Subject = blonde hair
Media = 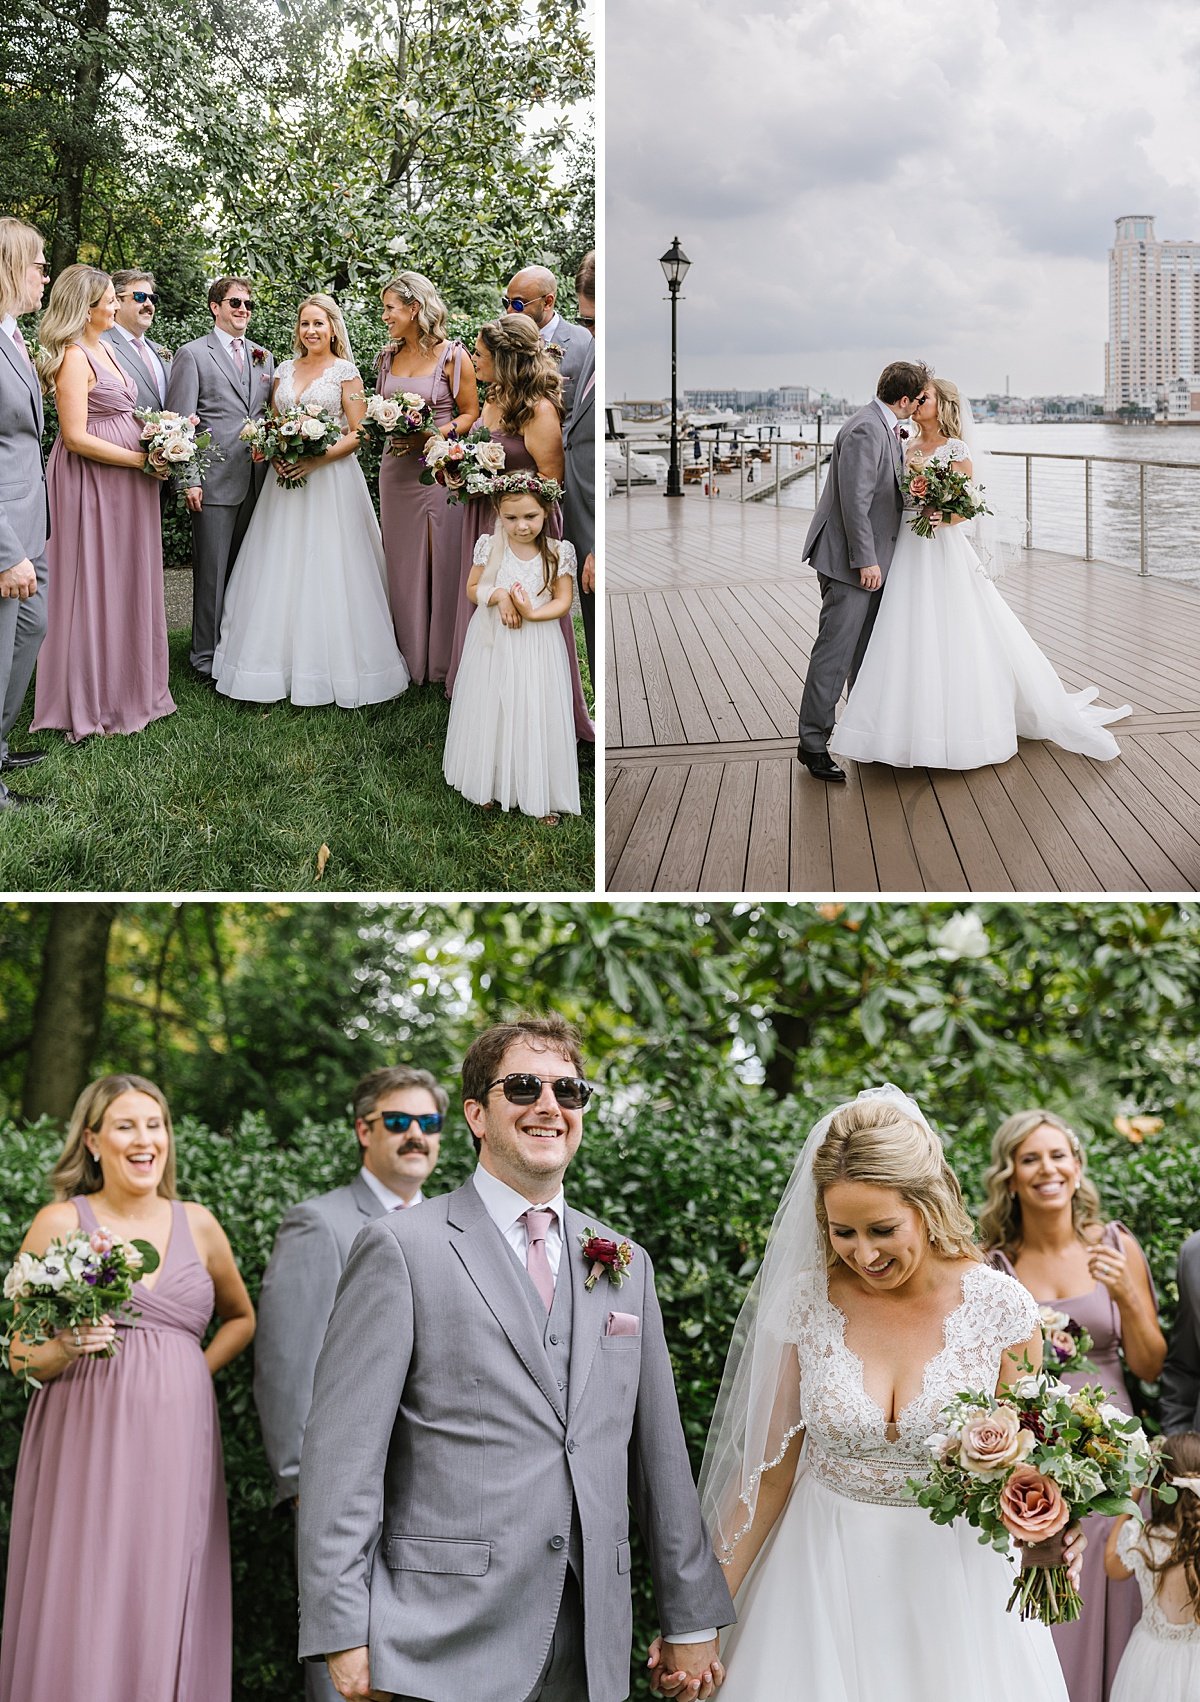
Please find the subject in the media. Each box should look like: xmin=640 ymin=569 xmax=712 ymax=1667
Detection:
xmin=1143 ymin=1432 xmax=1200 ymax=1621
xmin=978 ymin=1109 xmax=1104 ymax=1252
xmin=0 ymin=217 xmax=43 ymax=318
xmin=293 ymin=293 xmax=354 ymax=364
xmin=381 ymin=271 xmax=448 ymax=350
xmin=35 ymin=264 xmax=110 ymax=389
xmin=812 ymin=1099 xmax=980 ymax=1268
xmin=478 ymin=313 xmax=563 ymax=433
xmin=48 ymin=1073 xmax=178 ymax=1201
xmin=931 ymin=376 xmax=964 ymax=441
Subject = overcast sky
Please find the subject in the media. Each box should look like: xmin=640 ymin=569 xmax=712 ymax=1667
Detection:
xmin=607 ymin=0 xmax=1200 ymax=403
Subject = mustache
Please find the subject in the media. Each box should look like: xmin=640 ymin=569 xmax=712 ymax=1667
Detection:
xmin=395 ymin=1138 xmax=430 ymax=1155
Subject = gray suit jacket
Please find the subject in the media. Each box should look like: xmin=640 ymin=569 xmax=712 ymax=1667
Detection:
xmin=1161 ymin=1229 xmax=1200 ymax=1434
xmin=562 ymin=340 xmax=595 ymax=558
xmin=254 ymin=1173 xmax=389 ymax=1504
xmin=164 ymin=331 xmax=274 ymax=504
xmin=0 ymin=329 xmax=47 ymax=570
xmin=298 ymin=1179 xmax=733 ymax=1702
xmin=101 ymin=327 xmax=171 ymax=414
xmin=545 ymin=315 xmax=591 ymax=418
xmin=802 ymin=401 xmax=904 ymax=586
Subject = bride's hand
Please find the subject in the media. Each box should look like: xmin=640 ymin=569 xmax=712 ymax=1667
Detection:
xmin=1021 ymin=1522 xmax=1086 ymax=1589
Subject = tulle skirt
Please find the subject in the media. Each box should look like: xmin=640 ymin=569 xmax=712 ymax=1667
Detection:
xmin=1110 ymin=1623 xmax=1200 ymax=1702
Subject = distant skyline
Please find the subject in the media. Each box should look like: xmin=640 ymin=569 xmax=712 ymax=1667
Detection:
xmin=608 ymin=0 xmax=1200 ymax=403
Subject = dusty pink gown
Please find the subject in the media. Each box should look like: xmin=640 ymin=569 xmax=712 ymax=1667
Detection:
xmin=31 ymin=344 xmax=175 ymax=739
xmin=445 ymin=425 xmax=593 ymax=742
xmin=377 ymin=342 xmax=468 ymax=685
xmin=0 ymin=1196 xmax=232 ymax=1702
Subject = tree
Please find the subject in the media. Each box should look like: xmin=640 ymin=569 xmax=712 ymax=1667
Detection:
xmin=21 ymin=903 xmax=118 ymax=1122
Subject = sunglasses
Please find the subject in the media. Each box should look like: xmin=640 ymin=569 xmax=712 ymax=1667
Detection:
xmin=224 ymin=296 xmax=254 ymax=310
xmin=501 ymin=294 xmax=543 ymax=313
xmin=33 ymin=262 xmax=51 ymax=277
xmin=484 ymin=1073 xmax=593 ymax=1108
xmin=372 ymin=1110 xmax=444 ymax=1134
xmin=124 ymin=289 xmax=158 ymax=305
xmin=578 ymin=315 xmax=595 ymax=329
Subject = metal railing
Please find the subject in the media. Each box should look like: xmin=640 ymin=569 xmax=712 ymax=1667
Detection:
xmin=614 ymin=430 xmax=833 ymax=506
xmin=990 ymin=450 xmax=1200 ymax=577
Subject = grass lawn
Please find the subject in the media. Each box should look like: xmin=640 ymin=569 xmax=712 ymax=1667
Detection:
xmin=0 ymin=630 xmax=595 ymax=893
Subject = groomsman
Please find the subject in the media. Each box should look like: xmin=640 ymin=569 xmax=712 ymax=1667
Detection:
xmin=504 ymin=263 xmax=592 ymax=416
xmin=0 ymin=217 xmax=50 ymax=809
xmin=1161 ymin=1229 xmax=1200 ymax=1434
xmin=254 ymin=1065 xmax=446 ymax=1702
xmin=165 ymin=277 xmax=274 ymax=684
xmin=102 ymin=270 xmax=171 ymax=410
xmin=562 ymin=250 xmax=596 ymax=683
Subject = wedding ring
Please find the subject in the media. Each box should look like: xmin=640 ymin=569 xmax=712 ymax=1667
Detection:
xmin=72 ymin=1329 xmax=81 ymax=1347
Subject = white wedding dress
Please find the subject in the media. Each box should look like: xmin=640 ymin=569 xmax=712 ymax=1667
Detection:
xmin=214 ymin=358 xmax=410 ymax=706
xmin=720 ymin=1262 xmax=1068 ymax=1701
xmin=828 ymin=438 xmax=1130 ymax=769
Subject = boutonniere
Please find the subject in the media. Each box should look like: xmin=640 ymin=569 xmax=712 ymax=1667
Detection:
xmin=545 ymin=341 xmax=565 ymax=364
xmin=251 ymin=346 xmax=269 ymax=367
xmin=154 ymin=342 xmax=172 ymax=360
xmin=579 ymin=1228 xmax=633 ymax=1291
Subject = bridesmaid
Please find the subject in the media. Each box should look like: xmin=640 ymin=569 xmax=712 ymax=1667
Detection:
xmin=445 ymin=313 xmax=593 ymax=744
xmin=0 ymin=1072 xmax=255 ymax=1702
xmin=376 ymin=271 xmax=478 ymax=684
xmin=32 ymin=265 xmax=175 ymax=740
xmin=981 ymin=1109 xmax=1166 ymax=1702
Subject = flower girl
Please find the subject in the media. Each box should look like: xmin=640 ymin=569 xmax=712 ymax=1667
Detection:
xmin=1107 ymin=1431 xmax=1200 ymax=1702
xmin=442 ymin=472 xmax=579 ymax=823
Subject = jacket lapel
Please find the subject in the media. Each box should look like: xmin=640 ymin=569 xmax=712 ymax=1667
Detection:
xmin=0 ymin=328 xmax=42 ymax=427
xmin=206 ymin=331 xmax=250 ymax=409
xmin=564 ymin=1203 xmax=614 ymax=1425
xmin=349 ymin=1172 xmax=388 ymax=1224
xmin=447 ymin=1182 xmax=566 ymax=1425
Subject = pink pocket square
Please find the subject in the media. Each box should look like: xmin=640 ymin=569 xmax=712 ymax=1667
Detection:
xmin=606 ymin=1311 xmax=639 ymax=1337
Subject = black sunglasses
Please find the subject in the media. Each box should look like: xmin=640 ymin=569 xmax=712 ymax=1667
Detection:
xmin=224 ymin=296 xmax=254 ymax=310
xmin=577 ymin=315 xmax=595 ymax=329
xmin=124 ymin=289 xmax=158 ymax=305
xmin=373 ymin=1110 xmax=444 ymax=1134
xmin=484 ymin=1073 xmax=593 ymax=1108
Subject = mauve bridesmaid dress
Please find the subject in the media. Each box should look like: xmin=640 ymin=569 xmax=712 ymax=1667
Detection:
xmin=32 ymin=344 xmax=175 ymax=740
xmin=377 ymin=341 xmax=468 ymax=685
xmin=0 ymin=1196 xmax=232 ymax=1702
xmin=989 ymin=1225 xmax=1150 ymax=1702
xmin=445 ymin=425 xmax=594 ymax=742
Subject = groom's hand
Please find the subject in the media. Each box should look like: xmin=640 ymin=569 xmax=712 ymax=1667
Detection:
xmin=326 ymin=1645 xmax=389 ymax=1700
xmin=858 ymin=564 xmax=882 ymax=590
xmin=648 ymin=1635 xmax=724 ymax=1699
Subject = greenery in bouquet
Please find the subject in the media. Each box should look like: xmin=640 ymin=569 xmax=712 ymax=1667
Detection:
xmin=135 ymin=408 xmax=222 ymax=487
xmin=2 ymin=1228 xmax=161 ymax=1391
xmin=1038 ymin=1306 xmax=1095 ymax=1377
xmin=353 ymin=389 xmax=435 ymax=456
xmin=904 ymin=461 xmax=993 ymax=539
xmin=910 ymin=1368 xmax=1159 ymax=1624
xmin=419 ymin=422 xmax=506 ymax=504
xmin=240 ymin=402 xmax=341 ymax=490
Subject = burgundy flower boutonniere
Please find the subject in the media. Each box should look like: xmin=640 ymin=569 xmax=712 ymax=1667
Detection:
xmin=251 ymin=346 xmax=269 ymax=367
xmin=579 ymin=1228 xmax=633 ymax=1291
xmin=545 ymin=341 xmax=565 ymax=364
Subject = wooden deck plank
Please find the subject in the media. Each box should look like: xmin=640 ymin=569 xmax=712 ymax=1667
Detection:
xmin=789 ymin=762 xmax=834 ymax=890
xmin=699 ymin=762 xmax=758 ymax=891
xmin=655 ymin=764 xmax=723 ymax=891
xmin=609 ymin=764 xmax=688 ymax=891
xmin=745 ymin=759 xmax=792 ymax=891
xmin=642 ymin=590 xmax=718 ymax=743
xmin=960 ymin=766 xmax=1057 ymax=890
xmin=857 ymin=765 xmax=924 ymax=891
xmin=891 ymin=769 xmax=968 ymax=891
xmin=828 ymin=765 xmax=880 ymax=890
xmin=927 ymin=772 xmax=1015 ymax=892
xmin=608 ymin=592 xmax=652 ymax=748
xmin=629 ymin=591 xmax=686 ymax=745
xmin=604 ymin=766 xmax=653 ymax=874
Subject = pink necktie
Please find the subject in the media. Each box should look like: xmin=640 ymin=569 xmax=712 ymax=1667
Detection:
xmin=128 ymin=336 xmax=153 ymax=375
xmin=231 ymin=338 xmax=245 ymax=375
xmin=580 ymin=371 xmax=595 ymax=403
xmin=10 ymin=325 xmax=31 ymax=369
xmin=523 ymin=1209 xmax=556 ymax=1312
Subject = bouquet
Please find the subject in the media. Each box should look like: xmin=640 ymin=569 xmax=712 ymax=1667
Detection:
xmin=904 ymin=459 xmax=992 ymax=539
xmin=911 ymin=1369 xmax=1156 ymax=1624
xmin=240 ymin=402 xmax=341 ymax=490
xmin=354 ymin=390 xmax=434 ymax=456
xmin=419 ymin=423 xmax=506 ymax=504
xmin=135 ymin=408 xmax=220 ymax=486
xmin=2 ymin=1228 xmax=162 ymax=1391
xmin=1038 ymin=1306 xmax=1095 ymax=1377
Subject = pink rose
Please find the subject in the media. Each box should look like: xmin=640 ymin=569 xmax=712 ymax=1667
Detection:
xmin=89 ymin=1228 xmax=114 ymax=1255
xmin=998 ymin=1465 xmax=1070 ymax=1545
xmin=958 ymin=1406 xmax=1035 ymax=1478
xmin=1049 ymin=1329 xmax=1076 ymax=1362
xmin=909 ymin=473 xmax=929 ymax=499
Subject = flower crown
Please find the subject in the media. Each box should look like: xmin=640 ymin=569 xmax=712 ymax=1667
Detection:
xmin=492 ymin=470 xmax=563 ymax=504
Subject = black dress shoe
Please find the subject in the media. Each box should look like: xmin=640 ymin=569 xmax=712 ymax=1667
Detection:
xmin=189 ymin=665 xmax=217 ymax=688
xmin=0 ymin=788 xmax=45 ymax=810
xmin=797 ymin=746 xmax=846 ymax=782
xmin=1 ymin=748 xmax=46 ymax=771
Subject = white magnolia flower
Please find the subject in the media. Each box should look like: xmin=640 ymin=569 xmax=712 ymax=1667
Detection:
xmin=299 ymin=417 xmax=327 ymax=441
xmin=933 ymin=911 xmax=989 ymax=961
xmin=474 ymin=440 xmax=506 ymax=473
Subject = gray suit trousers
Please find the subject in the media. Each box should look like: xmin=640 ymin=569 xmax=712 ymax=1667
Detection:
xmin=391 ymin=1572 xmax=586 ymax=1702
xmin=0 ymin=550 xmax=47 ymax=784
xmin=797 ymin=573 xmax=882 ymax=754
xmin=190 ymin=490 xmax=257 ymax=673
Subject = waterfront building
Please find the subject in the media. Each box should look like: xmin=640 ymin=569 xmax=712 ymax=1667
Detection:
xmin=1106 ymin=214 xmax=1200 ymax=412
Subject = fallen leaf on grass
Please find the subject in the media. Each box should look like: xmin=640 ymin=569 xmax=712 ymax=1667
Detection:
xmin=316 ymin=843 xmax=331 ymax=879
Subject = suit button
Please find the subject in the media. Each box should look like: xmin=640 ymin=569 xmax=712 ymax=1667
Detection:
xmin=557 ymin=1379 xmax=566 ymax=1392
xmin=549 ymin=1332 xmax=560 ymax=1345
xmin=567 ymin=1439 xmax=577 ymax=1454
xmin=550 ymin=1534 xmax=567 ymax=1551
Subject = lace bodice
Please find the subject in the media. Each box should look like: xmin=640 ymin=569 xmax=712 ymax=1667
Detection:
xmin=906 ymin=436 xmax=971 ymax=470
xmin=784 ymin=1263 xmax=1039 ymax=1505
xmin=275 ymin=358 xmax=357 ymax=427
xmin=472 ymin=533 xmax=577 ymax=608
xmin=1117 ymin=1521 xmax=1200 ymax=1641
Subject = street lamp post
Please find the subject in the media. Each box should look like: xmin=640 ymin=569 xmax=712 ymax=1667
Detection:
xmin=659 ymin=237 xmax=690 ymax=497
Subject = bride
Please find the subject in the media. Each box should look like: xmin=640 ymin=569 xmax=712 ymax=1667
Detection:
xmin=828 ymin=380 xmax=1130 ymax=769
xmin=654 ymin=1088 xmax=1077 ymax=1701
xmin=214 ymin=294 xmax=410 ymax=707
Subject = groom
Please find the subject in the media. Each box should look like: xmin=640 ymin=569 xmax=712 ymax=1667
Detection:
xmin=796 ymin=359 xmax=930 ymax=780
xmin=298 ymin=1015 xmax=734 ymax=1702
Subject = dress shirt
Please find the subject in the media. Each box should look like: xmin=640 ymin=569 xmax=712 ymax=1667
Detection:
xmin=539 ymin=310 xmax=565 ymax=346
xmin=472 ymin=1165 xmax=564 ymax=1274
xmin=470 ymin=1166 xmax=714 ymax=1647
xmin=1 ymin=313 xmax=18 ymax=344
xmin=359 ymin=1166 xmax=423 ymax=1211
xmin=874 ymin=395 xmax=905 ymax=438
xmin=112 ymin=321 xmax=166 ymax=401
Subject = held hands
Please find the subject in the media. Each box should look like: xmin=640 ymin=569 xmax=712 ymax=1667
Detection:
xmin=184 ymin=486 xmax=204 ymax=513
xmin=0 ymin=559 xmax=38 ymax=600
xmin=496 ymin=589 xmax=522 ymax=629
xmin=273 ymin=459 xmax=308 ymax=484
xmin=647 ymin=1635 xmax=725 ymax=1700
xmin=858 ymin=565 xmax=882 ymax=591
xmin=326 ymin=1646 xmax=388 ymax=1701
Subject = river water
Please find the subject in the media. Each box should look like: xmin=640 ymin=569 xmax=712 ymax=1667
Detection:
xmin=775 ymin=420 xmax=1200 ymax=587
